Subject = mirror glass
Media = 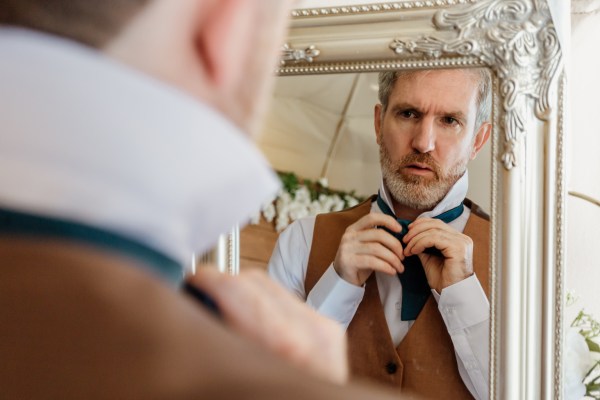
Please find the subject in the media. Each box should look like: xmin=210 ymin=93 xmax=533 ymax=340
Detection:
xmin=257 ymin=72 xmax=491 ymax=211
xmin=241 ymin=69 xmax=493 ymax=271
xmin=239 ymin=67 xmax=494 ymax=398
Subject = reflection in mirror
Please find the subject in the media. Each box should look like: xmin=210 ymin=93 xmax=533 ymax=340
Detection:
xmin=241 ymin=71 xmax=492 ymax=271
xmin=257 ymin=72 xmax=491 ymax=212
xmin=241 ymin=68 xmax=493 ymax=399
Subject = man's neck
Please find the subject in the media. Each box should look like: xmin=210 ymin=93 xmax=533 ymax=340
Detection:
xmin=391 ymin=200 xmax=431 ymax=221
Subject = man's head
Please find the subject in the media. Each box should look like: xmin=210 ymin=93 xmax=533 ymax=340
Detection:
xmin=0 ymin=0 xmax=292 ymax=137
xmin=0 ymin=1 xmax=149 ymax=48
xmin=374 ymin=68 xmax=492 ymax=211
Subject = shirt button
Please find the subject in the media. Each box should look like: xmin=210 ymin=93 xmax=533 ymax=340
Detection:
xmin=385 ymin=362 xmax=398 ymax=374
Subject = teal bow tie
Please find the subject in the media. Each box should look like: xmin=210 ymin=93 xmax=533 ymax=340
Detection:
xmin=376 ymin=194 xmax=464 ymax=321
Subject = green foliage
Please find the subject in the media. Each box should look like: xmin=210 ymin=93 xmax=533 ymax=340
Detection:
xmin=585 ymin=363 xmax=600 ymax=399
xmin=588 ymin=338 xmax=600 ymax=354
xmin=276 ymin=171 xmax=366 ymax=206
xmin=278 ymin=171 xmax=300 ymax=194
xmin=572 ymin=308 xmax=600 ymax=399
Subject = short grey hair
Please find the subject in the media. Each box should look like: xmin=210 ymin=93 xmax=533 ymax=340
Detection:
xmin=377 ymin=68 xmax=492 ymax=129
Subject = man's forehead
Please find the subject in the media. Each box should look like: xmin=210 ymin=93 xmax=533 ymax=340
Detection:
xmin=389 ymin=69 xmax=479 ymax=113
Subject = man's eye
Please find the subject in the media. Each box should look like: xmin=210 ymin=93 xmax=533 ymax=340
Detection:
xmin=441 ymin=116 xmax=459 ymax=125
xmin=398 ymin=110 xmax=417 ymax=119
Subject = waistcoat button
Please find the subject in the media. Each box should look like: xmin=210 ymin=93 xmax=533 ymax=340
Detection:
xmin=385 ymin=362 xmax=397 ymax=374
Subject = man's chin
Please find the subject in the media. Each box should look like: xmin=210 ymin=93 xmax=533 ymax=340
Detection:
xmin=387 ymin=178 xmax=447 ymax=210
xmin=398 ymin=174 xmax=438 ymax=186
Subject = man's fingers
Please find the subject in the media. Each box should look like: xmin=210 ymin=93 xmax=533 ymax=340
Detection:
xmin=404 ymin=233 xmax=445 ymax=257
xmin=404 ymin=218 xmax=452 ymax=244
xmin=187 ymin=269 xmax=349 ymax=384
xmin=350 ymin=212 xmax=401 ymax=233
xmin=404 ymin=229 xmax=468 ymax=260
xmin=189 ymin=269 xmax=274 ymax=335
xmin=354 ymin=229 xmax=405 ymax=260
xmin=335 ymin=213 xmax=407 ymax=286
xmin=353 ymin=254 xmax=403 ymax=275
xmin=187 ymin=268 xmax=232 ymax=305
xmin=356 ymin=242 xmax=403 ymax=272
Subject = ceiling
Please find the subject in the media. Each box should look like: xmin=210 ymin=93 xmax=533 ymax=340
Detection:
xmin=259 ymin=73 xmax=381 ymax=197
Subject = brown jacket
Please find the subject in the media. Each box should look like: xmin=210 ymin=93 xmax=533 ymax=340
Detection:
xmin=0 ymin=236 xmax=404 ymax=400
xmin=305 ymin=196 xmax=490 ymax=399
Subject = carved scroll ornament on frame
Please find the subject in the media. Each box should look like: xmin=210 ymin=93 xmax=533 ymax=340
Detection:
xmin=389 ymin=0 xmax=562 ymax=170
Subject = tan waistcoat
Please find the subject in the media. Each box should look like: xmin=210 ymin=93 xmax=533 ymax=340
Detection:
xmin=305 ymin=196 xmax=490 ymax=399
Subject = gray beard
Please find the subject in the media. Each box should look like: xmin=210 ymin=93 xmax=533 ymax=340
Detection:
xmin=379 ymin=146 xmax=466 ymax=211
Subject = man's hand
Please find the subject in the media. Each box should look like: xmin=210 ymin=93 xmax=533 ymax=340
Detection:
xmin=402 ymin=218 xmax=474 ymax=293
xmin=186 ymin=268 xmax=348 ymax=385
xmin=333 ymin=213 xmax=405 ymax=287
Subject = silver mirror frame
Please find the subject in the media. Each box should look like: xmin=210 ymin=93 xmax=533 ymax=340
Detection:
xmin=273 ymin=1 xmax=566 ymax=399
xmin=196 ymin=225 xmax=240 ymax=275
xmin=210 ymin=0 xmax=565 ymax=397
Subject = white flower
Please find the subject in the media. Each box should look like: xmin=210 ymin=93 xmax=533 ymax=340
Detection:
xmin=294 ymin=186 xmax=311 ymax=206
xmin=257 ymin=173 xmax=365 ymax=229
xmin=275 ymin=211 xmax=290 ymax=232
xmin=309 ymin=199 xmax=324 ymax=215
xmin=277 ymin=189 xmax=292 ymax=204
xmin=288 ymin=197 xmax=307 ymax=221
xmin=275 ymin=191 xmax=292 ymax=217
xmin=289 ymin=204 xmax=309 ymax=221
xmin=331 ymin=194 xmax=345 ymax=212
xmin=345 ymin=195 xmax=359 ymax=208
xmin=261 ymin=202 xmax=276 ymax=222
xmin=318 ymin=177 xmax=329 ymax=188
xmin=318 ymin=194 xmax=335 ymax=213
xmin=564 ymin=327 xmax=595 ymax=400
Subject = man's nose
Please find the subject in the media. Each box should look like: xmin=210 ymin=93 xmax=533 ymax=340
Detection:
xmin=411 ymin=118 xmax=435 ymax=153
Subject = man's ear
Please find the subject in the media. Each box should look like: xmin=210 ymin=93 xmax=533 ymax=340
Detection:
xmin=196 ymin=0 xmax=255 ymax=92
xmin=374 ymin=104 xmax=383 ymax=145
xmin=470 ymin=122 xmax=492 ymax=159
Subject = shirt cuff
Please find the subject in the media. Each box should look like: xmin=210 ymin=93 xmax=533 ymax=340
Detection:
xmin=432 ymin=274 xmax=489 ymax=332
xmin=306 ymin=264 xmax=365 ymax=329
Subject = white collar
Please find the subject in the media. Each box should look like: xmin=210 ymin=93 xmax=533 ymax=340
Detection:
xmin=379 ymin=170 xmax=468 ymax=219
xmin=0 ymin=28 xmax=279 ymax=268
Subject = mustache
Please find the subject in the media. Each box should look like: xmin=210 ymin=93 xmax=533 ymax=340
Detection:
xmin=394 ymin=153 xmax=441 ymax=176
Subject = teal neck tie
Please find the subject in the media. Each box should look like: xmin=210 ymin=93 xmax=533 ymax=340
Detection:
xmin=376 ymin=194 xmax=464 ymax=320
xmin=0 ymin=207 xmax=183 ymax=286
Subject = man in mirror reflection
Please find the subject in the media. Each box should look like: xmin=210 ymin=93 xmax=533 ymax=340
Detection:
xmin=0 ymin=1 xmax=414 ymax=399
xmin=269 ymin=68 xmax=493 ymax=399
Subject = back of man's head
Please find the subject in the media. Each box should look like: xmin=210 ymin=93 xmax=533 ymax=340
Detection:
xmin=0 ymin=1 xmax=149 ymax=48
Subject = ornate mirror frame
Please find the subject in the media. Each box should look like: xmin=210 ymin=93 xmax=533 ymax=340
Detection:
xmin=276 ymin=1 xmax=566 ymax=399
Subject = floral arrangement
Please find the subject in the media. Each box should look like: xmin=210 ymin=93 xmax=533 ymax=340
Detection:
xmin=565 ymin=292 xmax=600 ymax=400
xmin=251 ymin=172 xmax=365 ymax=232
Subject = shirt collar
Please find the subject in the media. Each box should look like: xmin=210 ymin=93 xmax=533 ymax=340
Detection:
xmin=0 ymin=28 xmax=280 ymax=268
xmin=378 ymin=170 xmax=468 ymax=219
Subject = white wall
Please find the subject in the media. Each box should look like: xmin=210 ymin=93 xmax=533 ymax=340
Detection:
xmin=565 ymin=3 xmax=600 ymax=322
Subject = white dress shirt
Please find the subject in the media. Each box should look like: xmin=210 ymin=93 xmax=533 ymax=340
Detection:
xmin=268 ymin=172 xmax=489 ymax=400
xmin=0 ymin=28 xmax=279 ymax=272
